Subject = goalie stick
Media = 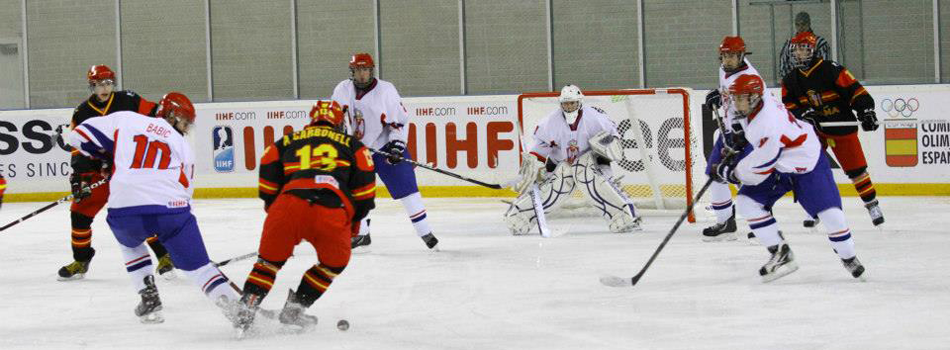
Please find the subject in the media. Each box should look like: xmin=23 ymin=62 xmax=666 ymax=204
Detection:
xmin=369 ymin=147 xmax=507 ymax=189
xmin=599 ymin=104 xmax=730 ymax=287
xmin=0 ymin=177 xmax=109 ymax=233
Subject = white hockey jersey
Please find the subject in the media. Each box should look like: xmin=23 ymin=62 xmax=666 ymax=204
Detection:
xmin=331 ymin=78 xmax=409 ymax=150
xmin=529 ymin=105 xmax=619 ymax=164
xmin=734 ymin=95 xmax=821 ymax=186
xmin=68 ymin=111 xmax=195 ymax=213
xmin=718 ymin=58 xmax=766 ymax=132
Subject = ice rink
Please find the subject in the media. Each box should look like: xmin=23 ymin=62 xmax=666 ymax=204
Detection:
xmin=1 ymin=196 xmax=948 ymax=350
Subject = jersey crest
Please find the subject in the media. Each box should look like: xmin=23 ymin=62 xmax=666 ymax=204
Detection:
xmin=352 ymin=108 xmax=366 ymax=140
xmin=567 ymin=139 xmax=580 ymax=164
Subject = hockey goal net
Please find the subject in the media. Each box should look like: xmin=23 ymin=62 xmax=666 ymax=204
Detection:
xmin=517 ymin=88 xmax=703 ymax=222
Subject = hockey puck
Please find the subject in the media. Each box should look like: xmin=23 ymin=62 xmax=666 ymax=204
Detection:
xmin=337 ymin=319 xmax=349 ymax=331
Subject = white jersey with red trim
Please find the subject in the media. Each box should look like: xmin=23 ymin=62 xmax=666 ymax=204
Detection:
xmin=734 ymin=95 xmax=821 ymax=186
xmin=529 ymin=105 xmax=619 ymax=164
xmin=719 ymin=58 xmax=766 ymax=131
xmin=67 ymin=111 xmax=195 ymax=211
xmin=331 ymin=78 xmax=409 ymax=150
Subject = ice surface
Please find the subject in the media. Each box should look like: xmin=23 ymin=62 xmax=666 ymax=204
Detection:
xmin=1 ymin=196 xmax=948 ymax=349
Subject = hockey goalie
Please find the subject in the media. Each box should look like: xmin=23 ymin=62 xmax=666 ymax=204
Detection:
xmin=504 ymin=85 xmax=641 ymax=235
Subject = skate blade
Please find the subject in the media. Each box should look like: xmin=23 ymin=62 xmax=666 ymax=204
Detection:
xmin=57 ymin=273 xmax=86 ymax=282
xmin=351 ymin=246 xmax=372 ymax=255
xmin=761 ymin=262 xmax=799 ymax=283
xmin=702 ymin=233 xmax=738 ymax=242
xmin=139 ymin=311 xmax=165 ymax=324
xmin=159 ymin=270 xmax=177 ymax=281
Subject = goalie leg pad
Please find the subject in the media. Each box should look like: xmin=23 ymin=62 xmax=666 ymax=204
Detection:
xmin=573 ymin=154 xmax=641 ymax=233
xmin=503 ymin=163 xmax=575 ymax=235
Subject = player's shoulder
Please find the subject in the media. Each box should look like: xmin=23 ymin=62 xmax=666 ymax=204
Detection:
xmin=583 ymin=105 xmax=608 ymax=118
xmin=333 ymin=79 xmax=352 ymax=92
xmin=114 ymin=89 xmax=142 ymax=101
xmin=374 ymin=79 xmax=400 ymax=95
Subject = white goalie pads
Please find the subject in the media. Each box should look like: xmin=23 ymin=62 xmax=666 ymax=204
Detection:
xmin=589 ymin=131 xmax=623 ymax=162
xmin=573 ymin=153 xmax=642 ymax=233
xmin=504 ymin=161 xmax=575 ymax=235
xmin=511 ymin=153 xmax=547 ymax=194
xmin=503 ymin=152 xmax=641 ymax=235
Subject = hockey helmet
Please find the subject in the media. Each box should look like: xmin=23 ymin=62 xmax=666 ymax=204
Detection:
xmin=309 ymin=100 xmax=345 ymax=129
xmin=719 ymin=36 xmax=748 ymax=54
xmin=729 ymin=74 xmax=765 ymax=96
xmin=157 ymin=92 xmax=196 ymax=132
xmin=349 ymin=53 xmax=375 ymax=69
xmin=87 ymin=65 xmax=115 ymax=82
xmin=790 ymin=31 xmax=817 ymax=48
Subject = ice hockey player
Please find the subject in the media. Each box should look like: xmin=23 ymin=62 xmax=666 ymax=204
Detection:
xmin=59 ymin=64 xmax=175 ymax=281
xmin=715 ymin=74 xmax=866 ymax=282
xmin=231 ymin=101 xmax=376 ymax=334
xmin=504 ymin=85 xmax=640 ymax=234
xmin=67 ymin=92 xmax=242 ymax=323
xmin=0 ymin=174 xmax=6 ymax=209
xmin=331 ymin=53 xmax=438 ymax=250
xmin=781 ymin=31 xmax=884 ymax=227
xmin=702 ymin=36 xmax=760 ymax=242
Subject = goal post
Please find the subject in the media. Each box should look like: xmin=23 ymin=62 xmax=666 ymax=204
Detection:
xmin=516 ymin=88 xmax=701 ymax=222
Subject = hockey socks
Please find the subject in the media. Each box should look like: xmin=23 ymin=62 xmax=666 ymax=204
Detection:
xmin=70 ymin=212 xmax=95 ymax=261
xmin=182 ymin=263 xmax=240 ymax=302
xmin=243 ymin=259 xmax=284 ymax=300
xmin=295 ymin=264 xmax=345 ymax=307
xmin=817 ymin=209 xmax=856 ymax=260
xmin=400 ymin=192 xmax=432 ymax=237
xmin=119 ymin=243 xmax=154 ymax=292
xmin=708 ymin=181 xmax=735 ymax=224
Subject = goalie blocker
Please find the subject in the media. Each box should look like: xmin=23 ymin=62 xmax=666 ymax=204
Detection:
xmin=504 ymin=131 xmax=641 ymax=234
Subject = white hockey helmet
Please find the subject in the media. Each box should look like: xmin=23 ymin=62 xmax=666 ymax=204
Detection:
xmin=558 ymin=84 xmax=584 ymax=124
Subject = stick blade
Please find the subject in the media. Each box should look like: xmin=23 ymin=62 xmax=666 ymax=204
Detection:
xmin=599 ymin=275 xmax=632 ymax=287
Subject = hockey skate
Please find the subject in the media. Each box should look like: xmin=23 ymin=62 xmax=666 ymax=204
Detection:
xmin=134 ymin=275 xmax=164 ymax=324
xmin=702 ymin=215 xmax=737 ymax=242
xmin=57 ymin=248 xmax=94 ymax=281
xmin=421 ymin=233 xmax=439 ymax=251
xmin=841 ymin=256 xmax=867 ymax=281
xmin=155 ymin=254 xmax=176 ymax=279
xmin=759 ymin=243 xmax=798 ymax=283
xmin=865 ymin=200 xmax=885 ymax=226
xmin=351 ymin=233 xmax=371 ymax=249
xmin=803 ymin=216 xmax=820 ymax=228
xmin=278 ymin=289 xmax=318 ymax=328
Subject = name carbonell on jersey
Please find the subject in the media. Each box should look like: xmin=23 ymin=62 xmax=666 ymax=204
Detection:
xmin=287 ymin=126 xmax=352 ymax=147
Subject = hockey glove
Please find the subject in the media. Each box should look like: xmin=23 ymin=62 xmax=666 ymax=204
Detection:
xmin=799 ymin=109 xmax=825 ymax=133
xmin=858 ymin=108 xmax=879 ymax=132
xmin=70 ymin=173 xmax=94 ymax=202
xmin=725 ymin=122 xmax=748 ymax=152
xmin=382 ymin=140 xmax=406 ymax=164
xmin=705 ymin=89 xmax=721 ymax=110
xmin=714 ymin=161 xmax=741 ymax=185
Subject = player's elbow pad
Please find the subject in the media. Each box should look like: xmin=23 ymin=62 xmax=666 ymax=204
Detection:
xmin=735 ymin=162 xmax=770 ymax=186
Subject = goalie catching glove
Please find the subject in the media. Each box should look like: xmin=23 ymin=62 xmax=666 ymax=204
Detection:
xmin=511 ymin=153 xmax=548 ymax=194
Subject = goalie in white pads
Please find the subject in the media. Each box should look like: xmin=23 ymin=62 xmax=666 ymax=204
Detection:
xmin=504 ymin=85 xmax=641 ymax=235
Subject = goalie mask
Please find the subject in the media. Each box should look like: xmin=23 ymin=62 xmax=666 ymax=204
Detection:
xmin=558 ymin=85 xmax=584 ymax=125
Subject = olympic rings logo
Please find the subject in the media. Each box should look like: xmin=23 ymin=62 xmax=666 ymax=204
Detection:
xmin=881 ymin=98 xmax=919 ymax=118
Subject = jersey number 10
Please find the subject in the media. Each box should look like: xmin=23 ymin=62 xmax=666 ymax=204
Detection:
xmin=130 ymin=134 xmax=172 ymax=169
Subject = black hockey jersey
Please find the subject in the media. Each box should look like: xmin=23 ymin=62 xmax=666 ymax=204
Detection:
xmin=258 ymin=125 xmax=377 ymax=223
xmin=781 ymin=58 xmax=874 ymax=136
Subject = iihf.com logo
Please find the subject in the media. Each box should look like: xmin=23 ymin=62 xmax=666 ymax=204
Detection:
xmin=212 ymin=126 xmax=234 ymax=172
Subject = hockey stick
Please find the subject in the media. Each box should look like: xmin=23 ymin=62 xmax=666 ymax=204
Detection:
xmin=213 ymin=251 xmax=258 ymax=267
xmin=369 ymin=147 xmax=506 ymax=189
xmin=600 ymin=177 xmax=715 ymax=287
xmin=599 ymin=105 xmax=731 ymax=287
xmin=0 ymin=177 xmax=109 ymax=233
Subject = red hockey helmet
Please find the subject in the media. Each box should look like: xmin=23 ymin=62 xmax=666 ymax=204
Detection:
xmin=309 ymin=100 xmax=345 ymax=128
xmin=790 ymin=31 xmax=817 ymax=48
xmin=349 ymin=53 xmax=375 ymax=69
xmin=156 ymin=92 xmax=196 ymax=124
xmin=719 ymin=36 xmax=748 ymax=54
xmin=87 ymin=65 xmax=115 ymax=82
xmin=729 ymin=74 xmax=765 ymax=96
